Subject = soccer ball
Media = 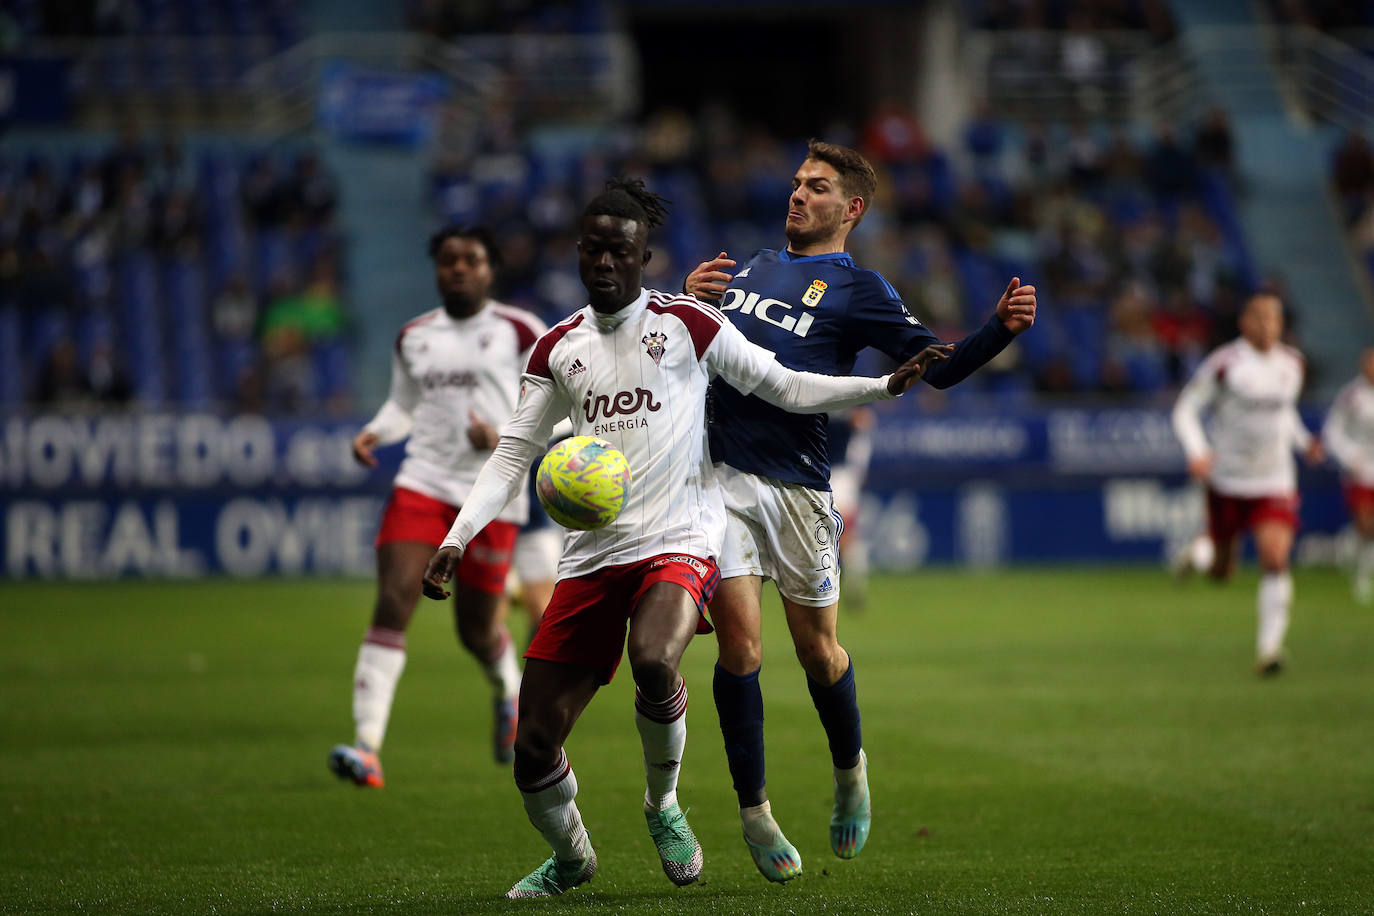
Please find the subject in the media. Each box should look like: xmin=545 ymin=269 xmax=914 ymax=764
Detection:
xmin=536 ymin=436 xmax=633 ymax=531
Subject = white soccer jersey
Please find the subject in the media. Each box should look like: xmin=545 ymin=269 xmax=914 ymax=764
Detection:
xmin=1324 ymin=374 xmax=1374 ymax=487
xmin=439 ymin=288 xmax=895 ymax=579
xmin=1171 ymin=337 xmax=1312 ymax=497
xmin=362 ymin=301 xmax=545 ymax=522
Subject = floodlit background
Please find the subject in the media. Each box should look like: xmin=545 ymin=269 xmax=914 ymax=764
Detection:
xmin=2 ymin=2 xmax=1373 ymax=913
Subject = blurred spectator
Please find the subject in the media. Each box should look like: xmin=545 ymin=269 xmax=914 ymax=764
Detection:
xmin=287 ymin=151 xmax=339 ymax=227
xmin=1144 ymin=123 xmax=1197 ymax=205
xmin=34 ymin=335 xmax=131 ymax=408
xmin=861 ymin=99 xmax=930 ymax=167
xmin=1332 ymin=131 xmax=1374 ymax=225
xmin=1194 ymin=108 xmax=1236 ymax=175
xmin=212 ymin=274 xmax=258 ymax=343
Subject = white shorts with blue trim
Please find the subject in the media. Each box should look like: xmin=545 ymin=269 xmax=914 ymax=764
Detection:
xmin=715 ymin=463 xmax=842 ymax=607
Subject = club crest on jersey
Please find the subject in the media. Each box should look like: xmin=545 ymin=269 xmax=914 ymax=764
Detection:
xmin=802 ymin=279 xmax=828 ymax=307
xmin=642 ymin=330 xmax=667 ymax=366
xmin=479 ymin=334 xmax=492 ymax=350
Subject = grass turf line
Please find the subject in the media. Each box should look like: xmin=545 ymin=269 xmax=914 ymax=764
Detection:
xmin=1 ymin=569 xmax=1372 ymax=914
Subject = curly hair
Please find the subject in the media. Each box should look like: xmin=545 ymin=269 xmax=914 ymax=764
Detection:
xmin=426 ymin=224 xmax=502 ymax=271
xmin=581 ymin=177 xmax=671 ymax=230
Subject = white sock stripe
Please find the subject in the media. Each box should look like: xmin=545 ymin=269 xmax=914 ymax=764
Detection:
xmin=519 ymin=750 xmax=570 ymax=793
xmin=635 ymin=680 xmax=688 ymax=722
xmin=364 ymin=626 xmax=406 ymax=650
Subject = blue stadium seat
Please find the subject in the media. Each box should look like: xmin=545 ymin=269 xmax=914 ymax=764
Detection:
xmin=0 ymin=305 xmax=23 ymax=407
xmin=312 ymin=338 xmax=352 ymax=402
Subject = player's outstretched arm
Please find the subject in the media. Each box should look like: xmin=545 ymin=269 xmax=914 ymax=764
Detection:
xmin=422 ymin=546 xmax=462 ymax=600
xmin=888 ymin=344 xmax=955 ymax=395
xmin=684 ymin=251 xmax=737 ymax=302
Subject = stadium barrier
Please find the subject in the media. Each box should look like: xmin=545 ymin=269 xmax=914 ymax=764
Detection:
xmin=0 ymin=408 xmax=1347 ymax=578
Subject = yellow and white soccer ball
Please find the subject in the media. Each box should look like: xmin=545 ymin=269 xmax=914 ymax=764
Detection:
xmin=535 ymin=436 xmax=633 ymax=531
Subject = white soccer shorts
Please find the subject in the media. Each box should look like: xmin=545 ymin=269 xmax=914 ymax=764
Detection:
xmin=716 ymin=463 xmax=843 ymax=607
xmin=513 ymin=528 xmax=561 ymax=585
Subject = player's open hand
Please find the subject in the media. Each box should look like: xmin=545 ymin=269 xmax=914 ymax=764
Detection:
xmin=685 ymin=251 xmax=737 ymax=302
xmin=997 ymin=277 xmax=1036 ymax=334
xmin=888 ymin=344 xmax=955 ymax=395
xmin=351 ymin=431 xmax=380 ymax=468
xmin=422 ymin=546 xmax=463 ymax=600
xmin=466 ymin=411 xmax=500 ymax=450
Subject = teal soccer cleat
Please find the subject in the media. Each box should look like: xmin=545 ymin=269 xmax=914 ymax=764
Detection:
xmin=505 ymin=849 xmax=597 ymax=898
xmin=645 ymin=803 xmax=703 ymax=886
xmin=743 ymin=816 xmax=802 ymax=883
xmin=830 ymin=750 xmax=871 ymax=859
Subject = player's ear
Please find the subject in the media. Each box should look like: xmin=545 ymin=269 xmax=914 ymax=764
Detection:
xmin=846 ymin=195 xmax=866 ymax=224
xmin=642 ymin=248 xmax=653 ymax=267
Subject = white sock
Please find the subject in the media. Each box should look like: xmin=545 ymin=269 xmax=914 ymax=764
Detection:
xmin=353 ymin=628 xmax=407 ymax=751
xmin=635 ymin=678 xmax=688 ymax=811
xmin=1257 ymin=572 xmax=1292 ymax=660
xmin=740 ymin=799 xmax=781 ymax=843
xmin=1190 ymin=535 xmax=1215 ymax=572
xmin=518 ymin=751 xmax=590 ymax=862
xmin=481 ymin=630 xmax=521 ymax=701
xmin=1355 ymin=539 xmax=1374 ymax=601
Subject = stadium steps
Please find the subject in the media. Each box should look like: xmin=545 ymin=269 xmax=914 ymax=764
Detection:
xmin=1168 ymin=0 xmax=1374 ymax=395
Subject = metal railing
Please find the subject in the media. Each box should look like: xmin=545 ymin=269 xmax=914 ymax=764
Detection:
xmin=967 ymin=25 xmax=1374 ymax=132
xmin=26 ymin=30 xmax=639 ymax=142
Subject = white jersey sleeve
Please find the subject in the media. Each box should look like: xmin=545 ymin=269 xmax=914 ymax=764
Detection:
xmin=1172 ymin=350 xmax=1219 ymax=461
xmin=440 ymin=374 xmax=567 ymax=550
xmin=704 ymin=317 xmax=895 ymax=411
xmin=1324 ymin=378 xmax=1374 ymax=485
xmin=362 ymin=351 xmax=420 ymax=445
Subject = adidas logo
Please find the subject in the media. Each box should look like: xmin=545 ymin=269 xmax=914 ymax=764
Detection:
xmin=567 ymin=359 xmax=587 ymax=377
xmin=817 ymin=576 xmax=833 ymax=594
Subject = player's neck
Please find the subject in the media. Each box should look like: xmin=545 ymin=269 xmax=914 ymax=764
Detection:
xmin=443 ymin=296 xmax=487 ymax=320
xmin=785 ymin=235 xmax=847 ymax=258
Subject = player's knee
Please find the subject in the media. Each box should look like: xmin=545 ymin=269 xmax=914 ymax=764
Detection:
xmin=512 ymin=741 xmax=559 ymax=784
xmin=716 ymin=632 xmax=762 ymax=674
xmin=627 ymin=652 xmax=679 ymax=701
xmin=372 ymin=588 xmax=414 ymax=630
xmin=793 ymin=636 xmax=843 ymax=680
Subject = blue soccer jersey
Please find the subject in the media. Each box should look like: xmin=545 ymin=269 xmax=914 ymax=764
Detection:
xmin=707 ymin=248 xmax=1015 ymax=489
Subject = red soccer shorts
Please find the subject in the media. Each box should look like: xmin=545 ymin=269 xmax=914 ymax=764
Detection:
xmin=1344 ymin=481 xmax=1374 ymax=518
xmin=526 ymin=554 xmax=720 ymax=685
xmin=375 ymin=486 xmax=518 ymax=595
xmin=1206 ymin=487 xmax=1300 ymax=546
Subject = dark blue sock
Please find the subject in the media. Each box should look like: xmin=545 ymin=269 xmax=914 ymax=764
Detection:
xmin=807 ymin=658 xmax=862 ymax=768
xmin=713 ymin=662 xmax=766 ymax=807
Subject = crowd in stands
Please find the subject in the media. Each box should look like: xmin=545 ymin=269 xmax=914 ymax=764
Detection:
xmin=0 ymin=132 xmax=349 ymax=414
xmin=431 ymin=97 xmax=1255 ymax=405
xmin=1266 ymin=0 xmax=1374 ymax=31
xmin=1331 ymin=130 xmax=1374 ymax=290
xmin=970 ymin=0 xmax=1177 ymax=40
xmin=405 ymin=0 xmax=612 ymax=38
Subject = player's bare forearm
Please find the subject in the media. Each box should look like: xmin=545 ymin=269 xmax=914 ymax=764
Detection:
xmin=421 ymin=546 xmax=462 ymax=600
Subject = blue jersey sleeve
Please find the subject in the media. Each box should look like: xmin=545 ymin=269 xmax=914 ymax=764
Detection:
xmin=847 ymin=270 xmax=1016 ymax=390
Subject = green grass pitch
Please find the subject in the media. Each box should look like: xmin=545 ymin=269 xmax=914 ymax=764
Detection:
xmin=3 ymin=568 xmax=1373 ymax=915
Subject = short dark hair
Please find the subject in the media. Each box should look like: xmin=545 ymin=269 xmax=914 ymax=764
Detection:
xmin=427 ymin=225 xmax=502 ymax=271
xmin=806 ymin=139 xmax=877 ymax=220
xmin=581 ymin=177 xmax=671 ymax=231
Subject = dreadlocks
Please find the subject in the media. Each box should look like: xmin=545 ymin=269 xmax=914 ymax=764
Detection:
xmin=581 ymin=177 xmax=671 ymax=230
